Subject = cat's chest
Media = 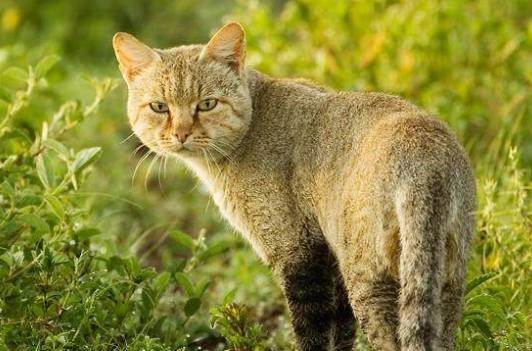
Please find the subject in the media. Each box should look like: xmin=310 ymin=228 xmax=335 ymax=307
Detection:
xmin=210 ymin=183 xmax=243 ymax=225
xmin=210 ymin=180 xmax=269 ymax=261
xmin=189 ymin=161 xmax=269 ymax=261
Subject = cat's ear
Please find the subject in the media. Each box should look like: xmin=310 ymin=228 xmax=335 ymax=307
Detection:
xmin=200 ymin=22 xmax=246 ymax=73
xmin=112 ymin=32 xmax=160 ymax=81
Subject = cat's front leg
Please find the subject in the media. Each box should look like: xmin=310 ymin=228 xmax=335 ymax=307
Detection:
xmin=332 ymin=272 xmax=357 ymax=351
xmin=273 ymin=237 xmax=340 ymax=351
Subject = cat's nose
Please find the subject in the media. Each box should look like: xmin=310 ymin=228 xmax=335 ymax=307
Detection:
xmin=176 ymin=127 xmax=191 ymax=143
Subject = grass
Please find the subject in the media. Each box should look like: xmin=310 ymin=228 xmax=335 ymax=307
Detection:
xmin=0 ymin=0 xmax=530 ymax=350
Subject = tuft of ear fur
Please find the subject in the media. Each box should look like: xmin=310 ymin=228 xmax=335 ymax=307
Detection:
xmin=112 ymin=32 xmax=160 ymax=81
xmin=200 ymin=22 xmax=246 ymax=73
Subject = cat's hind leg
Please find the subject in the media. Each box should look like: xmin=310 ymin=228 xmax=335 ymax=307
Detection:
xmin=440 ymin=216 xmax=474 ymax=350
xmin=395 ymin=181 xmax=449 ymax=351
xmin=346 ymin=272 xmax=400 ymax=351
xmin=440 ymin=279 xmax=464 ymax=351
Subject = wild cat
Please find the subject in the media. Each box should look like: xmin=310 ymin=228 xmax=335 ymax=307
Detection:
xmin=112 ymin=22 xmax=476 ymax=351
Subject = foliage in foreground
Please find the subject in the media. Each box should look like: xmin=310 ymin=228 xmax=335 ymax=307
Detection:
xmin=0 ymin=58 xmax=267 ymax=350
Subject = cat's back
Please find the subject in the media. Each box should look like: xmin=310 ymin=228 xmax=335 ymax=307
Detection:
xmin=265 ymin=80 xmax=429 ymax=170
xmin=283 ymin=84 xmax=476 ymax=252
xmin=247 ymin=72 xmax=473 ymax=191
xmin=309 ymin=86 xmax=473 ymax=188
xmin=253 ymin=72 xmax=425 ymax=140
xmin=260 ymin=76 xmax=475 ymax=212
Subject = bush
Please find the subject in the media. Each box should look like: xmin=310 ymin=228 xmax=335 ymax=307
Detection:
xmin=0 ymin=57 xmax=257 ymax=350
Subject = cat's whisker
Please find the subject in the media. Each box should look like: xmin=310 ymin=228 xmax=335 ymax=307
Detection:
xmin=157 ymin=155 xmax=165 ymax=190
xmin=212 ymin=139 xmax=237 ymax=157
xmin=202 ymin=148 xmax=219 ymax=182
xmin=210 ymin=141 xmax=236 ymax=167
xmin=130 ymin=143 xmax=146 ymax=160
xmin=217 ymin=142 xmax=236 ymax=162
xmin=200 ymin=149 xmax=213 ymax=184
xmin=208 ymin=148 xmax=226 ymax=185
xmin=164 ymin=155 xmax=169 ymax=179
xmin=144 ymin=153 xmax=160 ymax=190
xmin=201 ymin=149 xmax=212 ymax=174
xmin=129 ymin=138 xmax=159 ymax=160
xmin=190 ymin=177 xmax=201 ymax=193
xmin=120 ymin=132 xmax=137 ymax=144
xmin=132 ymin=149 xmax=153 ymax=185
xmin=209 ymin=143 xmax=230 ymax=162
xmin=205 ymin=147 xmax=222 ymax=177
xmin=173 ymin=156 xmax=200 ymax=192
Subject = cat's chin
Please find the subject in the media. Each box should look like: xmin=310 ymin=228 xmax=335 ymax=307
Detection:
xmin=166 ymin=146 xmax=203 ymax=158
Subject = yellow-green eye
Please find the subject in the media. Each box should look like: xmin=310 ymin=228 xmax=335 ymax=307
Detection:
xmin=149 ymin=102 xmax=169 ymax=113
xmin=197 ymin=98 xmax=218 ymax=112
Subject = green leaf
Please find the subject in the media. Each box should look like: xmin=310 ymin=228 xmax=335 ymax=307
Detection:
xmin=154 ymin=272 xmax=171 ymax=293
xmin=1 ymin=181 xmax=15 ymax=198
xmin=222 ymin=288 xmax=237 ymax=305
xmin=184 ymin=297 xmax=201 ymax=317
xmin=0 ymin=87 xmax=12 ymax=103
xmin=198 ymin=240 xmax=232 ymax=261
xmin=470 ymin=317 xmax=493 ymax=339
xmin=3 ymin=127 xmax=32 ymax=144
xmin=75 ymin=228 xmax=100 ymax=240
xmin=466 ymin=272 xmax=497 ymax=295
xmin=141 ymin=288 xmax=155 ymax=312
xmin=195 ymin=278 xmax=210 ymax=298
xmin=0 ymin=221 xmax=22 ymax=238
xmin=36 ymin=154 xmax=50 ymax=189
xmin=467 ymin=294 xmax=505 ymax=320
xmin=44 ymin=194 xmax=65 ymax=220
xmin=1 ymin=251 xmax=24 ymax=269
xmin=35 ymin=55 xmax=60 ymax=79
xmin=18 ymin=194 xmax=42 ymax=207
xmin=169 ymin=230 xmax=195 ymax=250
xmin=72 ymin=147 xmax=101 ymax=172
xmin=463 ymin=309 xmax=485 ymax=319
xmin=174 ymin=272 xmax=195 ymax=296
xmin=124 ymin=257 xmax=143 ymax=278
xmin=107 ymin=256 xmax=126 ymax=274
xmin=2 ymin=67 xmax=29 ymax=83
xmin=43 ymin=139 xmax=71 ymax=161
xmin=19 ymin=213 xmax=50 ymax=233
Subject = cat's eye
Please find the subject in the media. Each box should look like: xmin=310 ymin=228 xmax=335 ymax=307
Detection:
xmin=197 ymin=98 xmax=218 ymax=112
xmin=149 ymin=102 xmax=169 ymax=113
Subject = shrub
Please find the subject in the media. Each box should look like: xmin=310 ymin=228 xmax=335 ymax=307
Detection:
xmin=0 ymin=57 xmax=231 ymax=351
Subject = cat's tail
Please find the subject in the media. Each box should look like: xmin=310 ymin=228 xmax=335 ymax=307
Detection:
xmin=394 ymin=177 xmax=453 ymax=351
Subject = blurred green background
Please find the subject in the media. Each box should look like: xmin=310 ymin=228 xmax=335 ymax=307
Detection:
xmin=0 ymin=0 xmax=530 ymax=350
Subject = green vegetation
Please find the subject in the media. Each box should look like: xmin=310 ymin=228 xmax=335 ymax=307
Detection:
xmin=0 ymin=0 xmax=529 ymax=350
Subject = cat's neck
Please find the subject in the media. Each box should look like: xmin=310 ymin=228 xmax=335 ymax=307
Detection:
xmin=247 ymin=68 xmax=271 ymax=102
xmin=179 ymin=154 xmax=226 ymax=193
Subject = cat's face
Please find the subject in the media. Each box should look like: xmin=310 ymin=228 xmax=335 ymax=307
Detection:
xmin=112 ymin=23 xmax=251 ymax=161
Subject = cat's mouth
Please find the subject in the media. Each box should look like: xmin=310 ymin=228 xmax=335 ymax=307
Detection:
xmin=161 ymin=141 xmax=206 ymax=155
xmin=153 ymin=134 xmax=214 ymax=157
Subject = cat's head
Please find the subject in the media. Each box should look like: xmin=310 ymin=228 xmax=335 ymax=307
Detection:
xmin=112 ymin=22 xmax=251 ymax=161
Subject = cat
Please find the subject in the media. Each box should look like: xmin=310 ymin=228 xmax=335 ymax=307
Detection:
xmin=112 ymin=22 xmax=476 ymax=351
